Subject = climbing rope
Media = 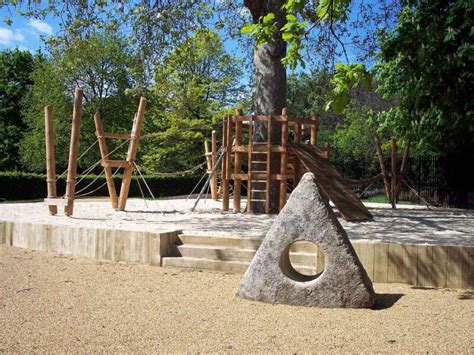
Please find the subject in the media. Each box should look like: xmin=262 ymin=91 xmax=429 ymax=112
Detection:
xmin=133 ymin=161 xmax=164 ymax=215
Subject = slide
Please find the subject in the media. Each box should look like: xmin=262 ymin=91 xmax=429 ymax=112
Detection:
xmin=290 ymin=143 xmax=373 ymax=222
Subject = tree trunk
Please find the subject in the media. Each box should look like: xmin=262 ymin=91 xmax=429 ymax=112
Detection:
xmin=245 ymin=0 xmax=287 ymax=214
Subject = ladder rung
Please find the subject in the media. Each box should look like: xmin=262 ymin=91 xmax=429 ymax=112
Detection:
xmin=102 ymin=132 xmax=131 ymax=139
xmin=250 ymin=199 xmax=266 ymax=202
xmin=251 ymin=161 xmax=266 ymax=164
xmin=251 ymin=180 xmax=266 ymax=183
xmin=101 ymin=160 xmax=133 ymax=168
xmin=252 ymin=189 xmax=266 ymax=193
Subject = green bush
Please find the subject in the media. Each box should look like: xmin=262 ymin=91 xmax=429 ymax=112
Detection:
xmin=0 ymin=171 xmax=203 ymax=201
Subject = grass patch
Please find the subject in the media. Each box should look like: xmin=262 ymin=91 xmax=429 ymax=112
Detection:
xmin=362 ymin=194 xmax=415 ymax=205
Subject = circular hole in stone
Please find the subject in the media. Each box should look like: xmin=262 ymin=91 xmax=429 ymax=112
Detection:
xmin=279 ymin=240 xmax=325 ymax=282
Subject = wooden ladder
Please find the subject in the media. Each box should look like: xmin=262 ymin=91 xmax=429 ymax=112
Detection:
xmin=93 ymin=97 xmax=147 ymax=211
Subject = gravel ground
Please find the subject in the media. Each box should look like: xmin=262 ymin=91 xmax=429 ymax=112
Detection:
xmin=1 ymin=245 xmax=472 ymax=353
xmin=1 ymin=198 xmax=473 ymax=246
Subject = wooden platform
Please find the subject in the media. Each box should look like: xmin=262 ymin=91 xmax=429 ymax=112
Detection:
xmin=291 ymin=143 xmax=373 ymax=222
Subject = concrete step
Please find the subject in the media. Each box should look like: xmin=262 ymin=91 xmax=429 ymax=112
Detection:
xmin=162 ymin=256 xmax=320 ymax=275
xmin=176 ymin=243 xmax=320 ymax=266
xmin=177 ymin=234 xmax=263 ymax=250
xmin=162 ymin=256 xmax=250 ymax=273
xmin=177 ymin=244 xmax=256 ymax=262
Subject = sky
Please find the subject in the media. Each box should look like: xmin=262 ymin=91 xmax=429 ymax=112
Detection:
xmin=0 ymin=8 xmax=60 ymax=53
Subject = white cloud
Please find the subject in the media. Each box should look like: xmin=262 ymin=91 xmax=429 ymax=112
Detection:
xmin=0 ymin=28 xmax=25 ymax=45
xmin=28 ymin=19 xmax=53 ymax=35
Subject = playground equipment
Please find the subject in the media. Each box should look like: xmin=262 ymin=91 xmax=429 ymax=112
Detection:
xmin=94 ymin=97 xmax=147 ymax=211
xmin=44 ymin=87 xmax=83 ymax=216
xmin=205 ymin=108 xmax=373 ymax=222
xmin=43 ymin=89 xmax=147 ymax=216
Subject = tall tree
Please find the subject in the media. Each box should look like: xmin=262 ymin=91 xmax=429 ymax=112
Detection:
xmin=0 ymin=49 xmax=35 ymax=170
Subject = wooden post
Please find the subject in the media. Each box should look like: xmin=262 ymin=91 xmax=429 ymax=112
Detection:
xmin=94 ymin=112 xmax=118 ymax=209
xmin=64 ymin=87 xmax=83 ymax=216
xmin=294 ymin=121 xmax=302 ymax=186
xmin=265 ymin=115 xmax=272 ymax=214
xmin=310 ymin=114 xmax=318 ymax=146
xmin=44 ymin=105 xmax=57 ymax=215
xmin=247 ymin=116 xmax=253 ymax=213
xmin=374 ymin=134 xmax=392 ymax=203
xmin=233 ymin=110 xmax=243 ymax=212
xmin=396 ymin=146 xmax=409 ymax=200
xmin=211 ymin=130 xmax=218 ymax=200
xmin=222 ymin=117 xmax=230 ymax=211
xmin=391 ymin=137 xmax=397 ymax=209
xmin=280 ymin=108 xmax=289 ymax=210
xmin=118 ymin=97 xmax=146 ymax=211
xmin=325 ymin=142 xmax=332 ymax=159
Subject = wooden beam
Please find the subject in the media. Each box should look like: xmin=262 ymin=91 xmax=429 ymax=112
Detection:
xmin=280 ymin=108 xmax=289 ymax=210
xmin=64 ymin=87 xmax=83 ymax=216
xmin=222 ymin=117 xmax=230 ymax=211
xmin=396 ymin=145 xmax=409 ymax=201
xmin=94 ymin=112 xmax=118 ymax=209
xmin=233 ymin=110 xmax=243 ymax=213
xmin=247 ymin=116 xmax=253 ymax=213
xmin=118 ymin=97 xmax=146 ymax=210
xmin=310 ymin=114 xmax=318 ymax=146
xmin=44 ymin=105 xmax=57 ymax=215
xmin=265 ymin=116 xmax=272 ymax=214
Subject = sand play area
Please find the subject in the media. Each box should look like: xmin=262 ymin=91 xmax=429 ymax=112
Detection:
xmin=0 ymin=245 xmax=473 ymax=352
xmin=0 ymin=197 xmax=473 ymax=246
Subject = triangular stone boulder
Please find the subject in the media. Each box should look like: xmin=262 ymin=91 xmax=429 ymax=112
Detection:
xmin=236 ymin=172 xmax=375 ymax=308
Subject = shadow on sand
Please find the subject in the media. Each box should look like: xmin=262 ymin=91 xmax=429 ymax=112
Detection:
xmin=371 ymin=293 xmax=404 ymax=310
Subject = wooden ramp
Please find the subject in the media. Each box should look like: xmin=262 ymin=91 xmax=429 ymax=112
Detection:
xmin=290 ymin=143 xmax=373 ymax=222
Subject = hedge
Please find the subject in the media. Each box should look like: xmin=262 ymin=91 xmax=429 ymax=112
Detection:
xmin=0 ymin=171 xmax=204 ymax=201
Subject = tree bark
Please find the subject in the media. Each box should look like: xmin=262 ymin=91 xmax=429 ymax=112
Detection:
xmin=245 ymin=0 xmax=287 ymax=214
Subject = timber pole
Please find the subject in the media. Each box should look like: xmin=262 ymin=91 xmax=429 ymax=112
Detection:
xmin=118 ymin=97 xmax=146 ymax=210
xmin=310 ymin=114 xmax=318 ymax=146
xmin=233 ymin=110 xmax=243 ymax=212
xmin=44 ymin=105 xmax=57 ymax=215
xmin=64 ymin=87 xmax=83 ymax=216
xmin=374 ymin=134 xmax=392 ymax=203
xmin=391 ymin=137 xmax=398 ymax=208
xmin=94 ymin=112 xmax=118 ymax=209
xmin=395 ymin=146 xmax=409 ymax=200
xmin=211 ymin=130 xmax=218 ymax=200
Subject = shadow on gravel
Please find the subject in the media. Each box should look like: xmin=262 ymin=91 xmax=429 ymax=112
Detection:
xmin=371 ymin=293 xmax=404 ymax=310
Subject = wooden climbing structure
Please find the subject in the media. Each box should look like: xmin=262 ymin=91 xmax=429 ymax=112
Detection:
xmin=206 ymin=108 xmax=373 ymax=222
xmin=94 ymin=97 xmax=147 ymax=211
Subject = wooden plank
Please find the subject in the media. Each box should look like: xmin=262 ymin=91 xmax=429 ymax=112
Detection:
xmin=465 ymin=247 xmax=474 ymax=289
xmin=373 ymin=243 xmax=389 ymax=283
xmin=358 ymin=242 xmax=375 ymax=280
xmin=447 ymin=246 xmax=463 ymax=289
xmin=431 ymin=245 xmax=448 ymax=288
xmin=44 ymin=105 xmax=57 ymax=215
xmin=402 ymin=244 xmax=418 ymax=285
xmin=290 ymin=143 xmax=373 ymax=222
xmin=387 ymin=243 xmax=404 ymax=283
xmin=94 ymin=112 xmax=118 ymax=209
xmin=118 ymin=97 xmax=146 ymax=210
xmin=64 ymin=87 xmax=83 ymax=216
xmin=416 ymin=245 xmax=433 ymax=287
